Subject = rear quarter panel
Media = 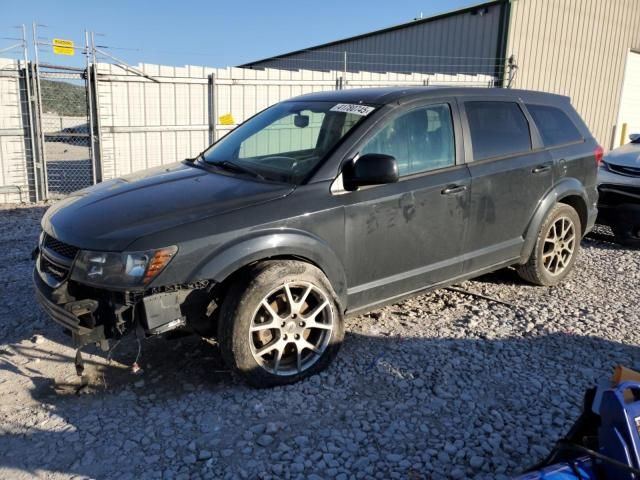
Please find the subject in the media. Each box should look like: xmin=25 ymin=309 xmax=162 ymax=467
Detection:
xmin=522 ymin=96 xmax=599 ymax=228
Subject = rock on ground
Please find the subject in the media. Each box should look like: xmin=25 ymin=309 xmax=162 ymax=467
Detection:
xmin=0 ymin=204 xmax=638 ymax=479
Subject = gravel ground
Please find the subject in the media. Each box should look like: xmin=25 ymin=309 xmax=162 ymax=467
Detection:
xmin=0 ymin=203 xmax=638 ymax=480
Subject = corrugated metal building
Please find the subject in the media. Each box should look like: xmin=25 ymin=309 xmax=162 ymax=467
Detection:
xmin=242 ymin=0 xmax=640 ymax=150
xmin=242 ymin=2 xmax=510 ymax=78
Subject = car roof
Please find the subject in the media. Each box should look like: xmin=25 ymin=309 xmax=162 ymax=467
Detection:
xmin=285 ymin=86 xmax=570 ymax=105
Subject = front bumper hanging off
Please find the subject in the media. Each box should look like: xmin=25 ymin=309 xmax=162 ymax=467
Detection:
xmin=33 ymin=270 xmax=109 ymax=349
xmin=34 ymin=252 xmax=209 ymax=350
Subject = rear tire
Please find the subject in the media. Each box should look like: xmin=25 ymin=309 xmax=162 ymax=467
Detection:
xmin=517 ymin=203 xmax=581 ymax=286
xmin=218 ymin=260 xmax=344 ymax=388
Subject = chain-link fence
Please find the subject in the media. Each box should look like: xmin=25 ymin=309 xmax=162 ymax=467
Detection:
xmin=36 ymin=66 xmax=93 ymax=197
xmin=0 ymin=31 xmax=42 ymax=203
xmin=241 ymin=49 xmax=515 ymax=87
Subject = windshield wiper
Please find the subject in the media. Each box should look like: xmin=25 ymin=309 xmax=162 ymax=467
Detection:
xmin=209 ymin=160 xmax=266 ymax=181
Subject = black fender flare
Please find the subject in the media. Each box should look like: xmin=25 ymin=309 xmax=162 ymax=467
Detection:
xmin=520 ymin=178 xmax=589 ymax=263
xmin=189 ymin=229 xmax=348 ymax=309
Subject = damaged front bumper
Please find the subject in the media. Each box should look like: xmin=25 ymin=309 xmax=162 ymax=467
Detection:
xmin=34 ymin=268 xmax=110 ymax=350
xmin=33 ymin=249 xmax=213 ymax=351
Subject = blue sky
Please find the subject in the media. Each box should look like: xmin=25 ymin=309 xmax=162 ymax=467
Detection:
xmin=3 ymin=0 xmax=477 ymax=68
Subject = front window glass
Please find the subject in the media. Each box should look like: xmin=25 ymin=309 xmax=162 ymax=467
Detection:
xmin=202 ymin=101 xmax=373 ymax=183
xmin=361 ymin=104 xmax=455 ymax=176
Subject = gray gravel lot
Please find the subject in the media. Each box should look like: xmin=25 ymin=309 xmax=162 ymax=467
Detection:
xmin=0 ymin=204 xmax=638 ymax=480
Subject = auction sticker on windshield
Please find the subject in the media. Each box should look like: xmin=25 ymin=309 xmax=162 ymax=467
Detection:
xmin=330 ymin=104 xmax=375 ymax=116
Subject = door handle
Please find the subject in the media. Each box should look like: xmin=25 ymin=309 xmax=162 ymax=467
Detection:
xmin=532 ymin=164 xmax=551 ymax=174
xmin=441 ymin=185 xmax=467 ymax=195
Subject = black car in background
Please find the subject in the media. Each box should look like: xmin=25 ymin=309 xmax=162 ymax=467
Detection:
xmin=34 ymin=87 xmax=599 ymax=387
xmin=597 ymin=134 xmax=640 ymax=247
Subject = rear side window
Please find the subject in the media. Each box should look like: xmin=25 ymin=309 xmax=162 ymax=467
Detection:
xmin=526 ymin=104 xmax=583 ymax=147
xmin=465 ymin=101 xmax=531 ymax=161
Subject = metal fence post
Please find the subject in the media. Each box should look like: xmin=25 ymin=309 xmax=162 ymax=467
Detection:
xmin=21 ymin=24 xmax=40 ymax=202
xmin=85 ymin=31 xmax=98 ymax=185
xmin=209 ymin=72 xmax=218 ymax=142
xmin=343 ymin=51 xmax=347 ymax=78
xmin=31 ymin=22 xmax=48 ymax=200
xmin=90 ymin=32 xmax=103 ymax=183
xmin=208 ymin=72 xmax=216 ymax=144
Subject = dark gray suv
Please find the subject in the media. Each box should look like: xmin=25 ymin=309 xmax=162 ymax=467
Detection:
xmin=34 ymin=87 xmax=599 ymax=387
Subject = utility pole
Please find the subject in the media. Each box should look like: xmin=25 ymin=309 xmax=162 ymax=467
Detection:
xmin=21 ymin=24 xmax=40 ymax=201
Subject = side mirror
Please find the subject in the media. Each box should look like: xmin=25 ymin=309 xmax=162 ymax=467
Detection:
xmin=629 ymin=133 xmax=640 ymax=143
xmin=294 ymin=114 xmax=309 ymax=128
xmin=343 ymin=153 xmax=399 ymax=191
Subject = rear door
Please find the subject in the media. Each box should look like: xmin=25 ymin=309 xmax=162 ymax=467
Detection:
xmin=461 ymin=99 xmax=553 ymax=273
xmin=524 ymin=101 xmax=595 ymax=193
xmin=341 ymin=99 xmax=471 ymax=310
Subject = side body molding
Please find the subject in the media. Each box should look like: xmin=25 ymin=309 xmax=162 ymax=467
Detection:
xmin=520 ymin=177 xmax=589 ymax=263
xmin=189 ymin=229 xmax=348 ymax=309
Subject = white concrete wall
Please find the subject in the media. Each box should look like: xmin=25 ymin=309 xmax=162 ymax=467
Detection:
xmin=95 ymin=61 xmax=494 ymax=180
xmin=0 ymin=59 xmax=29 ymax=204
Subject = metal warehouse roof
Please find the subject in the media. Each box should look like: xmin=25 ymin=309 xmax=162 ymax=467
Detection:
xmin=239 ymin=0 xmax=504 ymax=67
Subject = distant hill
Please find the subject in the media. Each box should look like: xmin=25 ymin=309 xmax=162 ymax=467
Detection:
xmin=40 ymin=79 xmax=87 ymax=117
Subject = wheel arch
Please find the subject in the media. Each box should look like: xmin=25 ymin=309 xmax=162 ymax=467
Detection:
xmin=189 ymin=229 xmax=348 ymax=310
xmin=520 ymin=178 xmax=589 ymax=263
xmin=557 ymin=194 xmax=588 ymax=236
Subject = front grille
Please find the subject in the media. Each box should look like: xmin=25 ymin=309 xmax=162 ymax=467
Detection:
xmin=608 ymin=163 xmax=640 ymax=177
xmin=43 ymin=234 xmax=79 ymax=260
xmin=40 ymin=255 xmax=70 ymax=282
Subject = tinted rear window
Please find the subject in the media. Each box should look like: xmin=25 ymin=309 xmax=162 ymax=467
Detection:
xmin=465 ymin=101 xmax=531 ymax=161
xmin=526 ymin=104 xmax=583 ymax=147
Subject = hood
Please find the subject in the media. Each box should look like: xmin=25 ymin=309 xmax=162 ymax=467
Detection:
xmin=605 ymin=142 xmax=640 ymax=167
xmin=42 ymin=162 xmax=294 ymax=251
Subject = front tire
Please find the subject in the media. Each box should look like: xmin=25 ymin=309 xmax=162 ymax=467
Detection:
xmin=218 ymin=260 xmax=344 ymax=388
xmin=517 ymin=203 xmax=582 ymax=286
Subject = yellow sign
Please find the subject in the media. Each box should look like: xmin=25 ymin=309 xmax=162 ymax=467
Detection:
xmin=52 ymin=39 xmax=75 ymax=56
xmin=219 ymin=113 xmax=235 ymax=125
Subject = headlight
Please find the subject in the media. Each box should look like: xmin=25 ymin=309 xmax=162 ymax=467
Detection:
xmin=71 ymin=246 xmax=177 ymax=288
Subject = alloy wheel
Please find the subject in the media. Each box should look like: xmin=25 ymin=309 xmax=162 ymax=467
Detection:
xmin=249 ymin=282 xmax=334 ymax=376
xmin=542 ymin=216 xmax=576 ymax=275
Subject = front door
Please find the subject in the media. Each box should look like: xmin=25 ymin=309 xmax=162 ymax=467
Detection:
xmin=340 ymin=101 xmax=471 ymax=311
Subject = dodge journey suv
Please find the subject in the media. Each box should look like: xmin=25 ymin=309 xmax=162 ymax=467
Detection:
xmin=34 ymin=87 xmax=599 ymax=387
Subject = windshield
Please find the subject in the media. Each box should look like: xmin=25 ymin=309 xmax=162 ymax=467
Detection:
xmin=202 ymin=101 xmax=375 ymax=184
